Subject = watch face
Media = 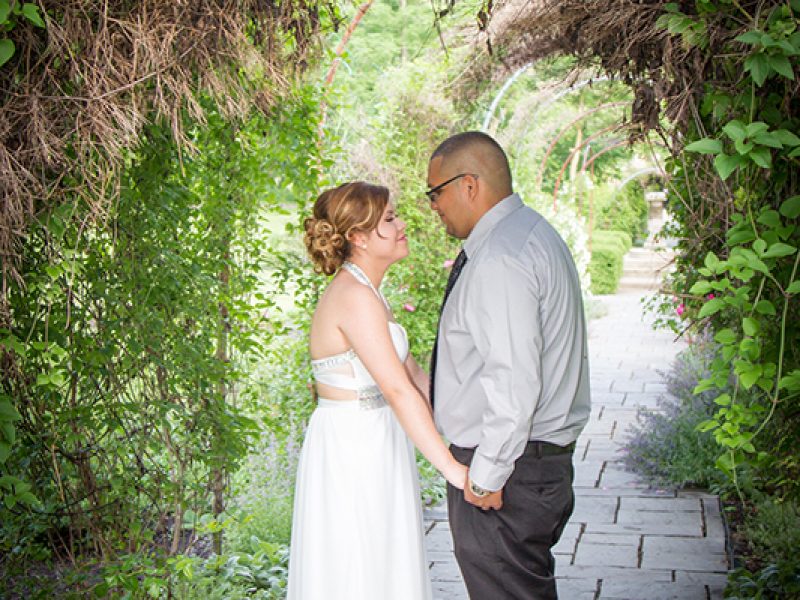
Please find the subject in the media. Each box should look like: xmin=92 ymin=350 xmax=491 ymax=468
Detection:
xmin=470 ymin=482 xmax=488 ymax=497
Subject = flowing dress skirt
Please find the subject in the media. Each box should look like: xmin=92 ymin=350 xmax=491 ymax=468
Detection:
xmin=287 ymin=398 xmax=433 ymax=600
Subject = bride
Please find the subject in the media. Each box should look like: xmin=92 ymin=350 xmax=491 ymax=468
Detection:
xmin=287 ymin=181 xmax=467 ymax=600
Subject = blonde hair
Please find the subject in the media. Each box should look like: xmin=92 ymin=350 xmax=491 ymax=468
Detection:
xmin=304 ymin=181 xmax=390 ymax=275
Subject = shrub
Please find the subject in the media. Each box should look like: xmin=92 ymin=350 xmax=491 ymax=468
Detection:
xmin=621 ymin=332 xmax=729 ymax=490
xmin=744 ymin=498 xmax=800 ymax=566
xmin=589 ymin=241 xmax=625 ymax=295
xmin=593 ymin=229 xmax=633 ymax=253
xmin=726 ymin=561 xmax=800 ymax=600
xmin=592 ymin=179 xmax=649 ymax=241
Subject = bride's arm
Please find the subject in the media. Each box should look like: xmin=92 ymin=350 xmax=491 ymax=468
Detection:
xmin=404 ymin=355 xmax=431 ymax=406
xmin=340 ymin=286 xmax=466 ymax=489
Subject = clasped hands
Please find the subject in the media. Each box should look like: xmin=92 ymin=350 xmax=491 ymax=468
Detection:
xmin=464 ymin=469 xmax=503 ymax=511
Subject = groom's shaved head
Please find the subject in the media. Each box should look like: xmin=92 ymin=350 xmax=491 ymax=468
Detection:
xmin=430 ymin=131 xmax=512 ymax=199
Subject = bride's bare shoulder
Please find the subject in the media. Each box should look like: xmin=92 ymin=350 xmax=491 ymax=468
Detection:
xmin=315 ymin=273 xmax=382 ymax=320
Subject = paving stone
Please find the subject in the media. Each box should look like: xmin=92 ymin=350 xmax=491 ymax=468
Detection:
xmin=553 ymin=522 xmax=582 ymax=555
xmin=600 ymin=580 xmax=709 ymax=599
xmin=581 ymin=419 xmax=616 ymax=437
xmin=590 ymin=392 xmax=627 ymax=405
xmin=431 ymin=580 xmax=469 ymax=600
xmin=579 ymin=533 xmax=639 ymax=546
xmin=702 ymin=498 xmax=727 ymax=540
xmin=574 ymin=542 xmax=638 ymax=568
xmin=620 ymin=496 xmax=701 ymax=512
xmin=644 ymin=382 xmax=669 ymax=393
xmin=429 ymin=559 xmax=465 ymax=582
xmin=675 ymin=571 xmax=728 ymax=599
xmin=571 ymin=495 xmax=617 ymax=523
xmin=427 ymin=551 xmax=456 ymax=563
xmin=616 ymin=508 xmax=703 ymax=535
xmin=573 ymin=461 xmax=604 ymax=488
xmin=425 ymin=525 xmax=455 ymax=552
xmin=641 ymin=537 xmax=728 ymax=571
xmin=678 ymin=488 xmax=720 ymax=500
xmin=623 ymin=392 xmax=663 ymax=408
xmin=557 ymin=565 xmax=672 ymax=581
xmin=556 ymin=577 xmax=599 ymax=599
xmin=611 ymin=379 xmax=645 ymax=393
xmin=598 ymin=464 xmax=644 ymax=488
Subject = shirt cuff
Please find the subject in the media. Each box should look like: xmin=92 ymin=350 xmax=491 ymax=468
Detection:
xmin=469 ymin=452 xmax=514 ymax=492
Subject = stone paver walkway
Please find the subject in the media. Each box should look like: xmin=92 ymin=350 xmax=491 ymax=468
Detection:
xmin=424 ymin=293 xmax=730 ymax=599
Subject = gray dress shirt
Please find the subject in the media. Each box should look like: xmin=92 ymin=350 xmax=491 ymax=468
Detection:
xmin=433 ymin=193 xmax=591 ymax=491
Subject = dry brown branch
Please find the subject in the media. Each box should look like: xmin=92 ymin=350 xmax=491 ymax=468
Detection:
xmin=0 ymin=0 xmax=330 ymax=296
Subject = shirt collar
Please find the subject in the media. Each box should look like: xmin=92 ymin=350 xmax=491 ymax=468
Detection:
xmin=462 ymin=193 xmax=523 ymax=258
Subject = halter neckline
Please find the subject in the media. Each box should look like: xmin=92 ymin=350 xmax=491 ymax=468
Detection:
xmin=342 ymin=261 xmax=390 ymax=311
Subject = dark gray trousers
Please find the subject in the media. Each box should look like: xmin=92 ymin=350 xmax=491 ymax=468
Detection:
xmin=447 ymin=443 xmax=575 ymax=600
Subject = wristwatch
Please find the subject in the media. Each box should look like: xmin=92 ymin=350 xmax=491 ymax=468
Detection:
xmin=469 ymin=479 xmax=491 ymax=498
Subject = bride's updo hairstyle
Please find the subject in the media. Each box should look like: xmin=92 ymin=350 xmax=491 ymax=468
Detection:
xmin=304 ymin=181 xmax=390 ymax=275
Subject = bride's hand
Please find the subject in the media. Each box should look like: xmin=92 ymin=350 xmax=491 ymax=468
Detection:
xmin=445 ymin=461 xmax=468 ymax=490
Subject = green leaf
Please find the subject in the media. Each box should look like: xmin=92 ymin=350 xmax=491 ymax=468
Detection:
xmin=727 ymin=228 xmax=756 ymax=245
xmin=778 ymin=370 xmax=800 ymax=391
xmin=714 ymin=153 xmax=746 ymax=180
xmin=0 ymin=422 xmax=13 ymax=444
xmin=755 ymin=300 xmax=776 ymax=315
xmin=780 ymin=196 xmax=800 ymax=218
xmin=757 ymin=209 xmax=781 ymax=228
xmin=748 ymin=146 xmax=772 ymax=169
xmin=0 ymin=0 xmax=10 ymax=23
xmin=704 ymin=252 xmax=720 ymax=270
xmin=0 ymin=399 xmax=21 ymax=422
xmin=21 ymin=3 xmax=45 ymax=28
xmin=738 ymin=363 xmax=763 ymax=389
xmin=742 ymin=317 xmax=760 ymax=336
xmin=734 ymin=30 xmax=763 ymax=45
xmin=698 ymin=298 xmax=725 ymax=318
xmin=723 ymin=120 xmax=747 ymax=141
xmin=763 ymin=242 xmax=796 ymax=258
xmin=745 ymin=52 xmax=770 ymax=86
xmin=786 ymin=280 xmax=800 ymax=294
xmin=745 ymin=121 xmax=769 ymax=137
xmin=753 ymin=239 xmax=767 ymax=254
xmin=714 ymin=328 xmax=736 ymax=344
xmin=0 ymin=441 xmax=9 ymax=463
xmin=697 ymin=419 xmax=719 ymax=433
xmin=689 ymin=280 xmax=713 ymax=295
xmin=751 ymin=132 xmax=783 ymax=148
xmin=714 ymin=393 xmax=731 ymax=406
xmin=0 ymin=38 xmax=14 ymax=68
xmin=685 ymin=138 xmax=723 ymax=154
xmin=774 ymin=130 xmax=800 ymax=147
xmin=768 ymin=54 xmax=795 ymax=80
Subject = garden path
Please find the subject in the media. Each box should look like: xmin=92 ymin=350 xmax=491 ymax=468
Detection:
xmin=424 ymin=292 xmax=730 ymax=599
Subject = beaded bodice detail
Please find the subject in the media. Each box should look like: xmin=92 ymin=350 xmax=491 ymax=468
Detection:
xmin=310 ymin=262 xmax=408 ymax=409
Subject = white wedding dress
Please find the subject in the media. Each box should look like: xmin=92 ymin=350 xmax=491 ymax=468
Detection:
xmin=286 ymin=265 xmax=433 ymax=600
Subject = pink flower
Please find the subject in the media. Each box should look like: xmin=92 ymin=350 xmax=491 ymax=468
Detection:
xmin=707 ymin=293 xmax=715 ymax=300
xmin=676 ymin=303 xmax=685 ymax=317
xmin=403 ymin=303 xmax=416 ymax=312
xmin=443 ymin=259 xmax=455 ymax=269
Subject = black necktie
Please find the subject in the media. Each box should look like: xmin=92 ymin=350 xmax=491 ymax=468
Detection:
xmin=429 ymin=249 xmax=468 ymax=408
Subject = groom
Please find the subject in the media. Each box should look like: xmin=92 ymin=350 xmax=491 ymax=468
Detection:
xmin=427 ymin=131 xmax=591 ymax=599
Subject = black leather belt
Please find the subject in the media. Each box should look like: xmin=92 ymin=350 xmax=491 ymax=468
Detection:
xmin=527 ymin=440 xmax=576 ymax=458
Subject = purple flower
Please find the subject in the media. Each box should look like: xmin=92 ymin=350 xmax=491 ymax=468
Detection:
xmin=403 ymin=303 xmax=416 ymax=312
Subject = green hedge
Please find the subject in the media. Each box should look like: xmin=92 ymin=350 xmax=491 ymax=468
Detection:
xmin=589 ymin=230 xmax=630 ymax=294
xmin=593 ymin=229 xmax=632 ymax=253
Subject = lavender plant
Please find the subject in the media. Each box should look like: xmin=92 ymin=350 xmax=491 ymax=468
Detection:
xmin=622 ymin=329 xmax=730 ymax=490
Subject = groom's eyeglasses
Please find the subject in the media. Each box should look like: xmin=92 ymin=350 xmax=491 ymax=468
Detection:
xmin=425 ymin=173 xmax=477 ymax=203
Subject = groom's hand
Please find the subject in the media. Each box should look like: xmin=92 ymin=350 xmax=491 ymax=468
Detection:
xmin=464 ymin=483 xmax=503 ymax=511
